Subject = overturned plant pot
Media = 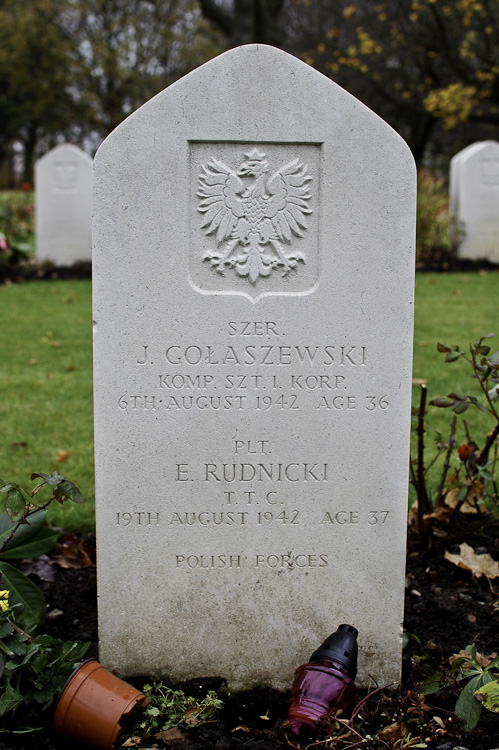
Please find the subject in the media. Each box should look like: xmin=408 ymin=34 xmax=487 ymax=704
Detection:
xmin=52 ymin=658 xmax=148 ymax=749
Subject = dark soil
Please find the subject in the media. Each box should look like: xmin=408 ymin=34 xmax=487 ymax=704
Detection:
xmin=2 ymin=513 xmax=499 ymax=750
xmin=0 ymin=255 xmax=497 ymax=287
xmin=0 ymin=260 xmax=92 ymax=285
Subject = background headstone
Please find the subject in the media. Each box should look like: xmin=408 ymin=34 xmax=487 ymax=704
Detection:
xmin=93 ymin=45 xmax=416 ymax=690
xmin=35 ymin=143 xmax=93 ymax=264
xmin=450 ymin=140 xmax=499 ymax=262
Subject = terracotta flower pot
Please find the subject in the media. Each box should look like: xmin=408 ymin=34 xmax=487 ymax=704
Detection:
xmin=52 ymin=659 xmax=148 ymax=749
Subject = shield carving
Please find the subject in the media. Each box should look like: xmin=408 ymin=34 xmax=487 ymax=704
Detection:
xmin=189 ymin=142 xmax=320 ymax=303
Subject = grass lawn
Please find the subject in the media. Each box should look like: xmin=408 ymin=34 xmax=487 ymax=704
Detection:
xmin=412 ymin=270 xmax=499 ymax=495
xmin=0 ymin=271 xmax=498 ymax=532
xmin=0 ymin=280 xmax=94 ymax=531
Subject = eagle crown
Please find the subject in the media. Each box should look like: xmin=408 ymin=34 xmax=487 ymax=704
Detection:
xmin=237 ymin=148 xmax=269 ymax=177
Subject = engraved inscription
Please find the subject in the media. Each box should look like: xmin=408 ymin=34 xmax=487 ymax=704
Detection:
xmin=198 ymin=149 xmax=312 ymax=285
xmin=53 ymin=160 xmax=78 ymax=192
xmin=481 ymin=158 xmax=499 ymax=186
xmin=118 ymin=327 xmax=391 ymax=414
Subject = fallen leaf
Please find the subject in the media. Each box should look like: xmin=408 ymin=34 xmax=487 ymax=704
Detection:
xmin=432 ymin=715 xmax=445 ymax=730
xmin=46 ymin=608 xmax=64 ymax=620
xmin=50 ymin=340 xmax=61 ymax=348
xmin=444 ymin=487 xmax=478 ymax=514
xmin=445 ymin=542 xmax=499 ymax=581
xmin=450 ymin=649 xmax=498 ymax=669
xmin=154 ymin=727 xmax=190 ymax=743
xmin=29 ymin=359 xmax=37 ymax=365
xmin=377 ymin=721 xmax=408 ymax=742
xmin=52 ymin=534 xmax=96 ymax=569
xmin=20 ymin=554 xmax=56 ymax=581
xmin=56 ymin=449 xmax=71 ymax=463
xmin=184 ymin=707 xmax=201 ymax=725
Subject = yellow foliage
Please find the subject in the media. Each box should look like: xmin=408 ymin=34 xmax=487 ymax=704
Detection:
xmin=326 ymin=26 xmax=338 ymax=39
xmin=317 ymin=43 xmax=326 ymax=54
xmin=343 ymin=4 xmax=357 ymax=19
xmin=423 ymin=82 xmax=483 ymax=128
xmin=476 ymin=69 xmax=494 ymax=83
xmin=357 ymin=28 xmax=382 ymax=55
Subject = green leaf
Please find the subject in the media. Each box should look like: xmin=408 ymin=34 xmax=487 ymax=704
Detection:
xmin=53 ymin=480 xmax=83 ymax=505
xmin=478 ymin=468 xmax=494 ymax=482
xmin=0 ymin=486 xmax=30 ymax=523
xmin=445 ymin=350 xmax=462 ymax=362
xmin=455 ymin=674 xmax=484 ymax=729
xmin=451 ymin=657 xmax=468 ymax=671
xmin=466 ymin=644 xmax=478 ymax=662
xmin=6 ymin=633 xmax=30 ymax=655
xmin=429 ymin=396 xmax=455 ymax=408
xmin=0 ymin=682 xmax=24 ymax=716
xmin=420 ymin=672 xmax=445 ymax=695
xmin=0 ymin=526 xmax=59 ymax=560
xmin=0 ymin=562 xmax=45 ymax=627
xmin=437 ymin=342 xmax=452 ymax=352
xmin=457 ymin=484 xmax=469 ymax=501
xmin=0 ymin=639 xmax=14 ymax=657
xmin=485 ymin=655 xmax=499 ymax=671
xmin=0 ymin=509 xmax=46 ymax=553
xmin=476 ymin=345 xmax=491 ymax=356
xmin=475 ymin=679 xmax=499 ymax=713
xmin=452 ymin=399 xmax=469 ymax=414
xmin=30 ymin=473 xmax=51 ymax=483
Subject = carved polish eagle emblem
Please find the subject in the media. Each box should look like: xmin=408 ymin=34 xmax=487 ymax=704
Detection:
xmin=197 ymin=149 xmax=313 ymax=286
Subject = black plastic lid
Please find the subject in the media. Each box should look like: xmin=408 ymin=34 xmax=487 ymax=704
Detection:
xmin=310 ymin=624 xmax=358 ymax=677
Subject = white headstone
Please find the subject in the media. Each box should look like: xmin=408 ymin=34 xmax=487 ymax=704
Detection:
xmin=450 ymin=140 xmax=499 ymax=262
xmin=35 ymin=143 xmax=93 ymax=264
xmin=93 ymin=45 xmax=416 ymax=690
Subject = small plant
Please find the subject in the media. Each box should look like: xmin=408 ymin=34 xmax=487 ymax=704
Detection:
xmin=430 ymin=334 xmax=499 ymax=511
xmin=421 ymin=644 xmax=499 ymax=730
xmin=0 ymin=472 xmax=88 ymax=732
xmin=0 ymin=472 xmax=83 ymax=622
xmin=0 ymin=592 xmax=88 ymax=732
xmin=124 ymin=681 xmax=223 ymax=742
xmin=416 ymin=170 xmax=460 ymax=268
xmin=410 ymin=333 xmax=499 ymax=550
xmin=0 ymin=189 xmax=34 ymax=270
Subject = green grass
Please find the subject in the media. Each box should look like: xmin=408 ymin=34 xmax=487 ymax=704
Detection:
xmin=0 ymin=271 xmax=498 ymax=533
xmin=0 ymin=280 xmax=94 ymax=531
xmin=413 ymin=271 xmax=499 ymax=433
xmin=412 ymin=270 xmax=499 ymax=502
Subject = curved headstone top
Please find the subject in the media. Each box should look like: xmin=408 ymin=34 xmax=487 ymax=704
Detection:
xmin=93 ymin=44 xmax=416 ymax=690
xmin=35 ymin=143 xmax=93 ymax=264
xmin=450 ymin=140 xmax=499 ymax=262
